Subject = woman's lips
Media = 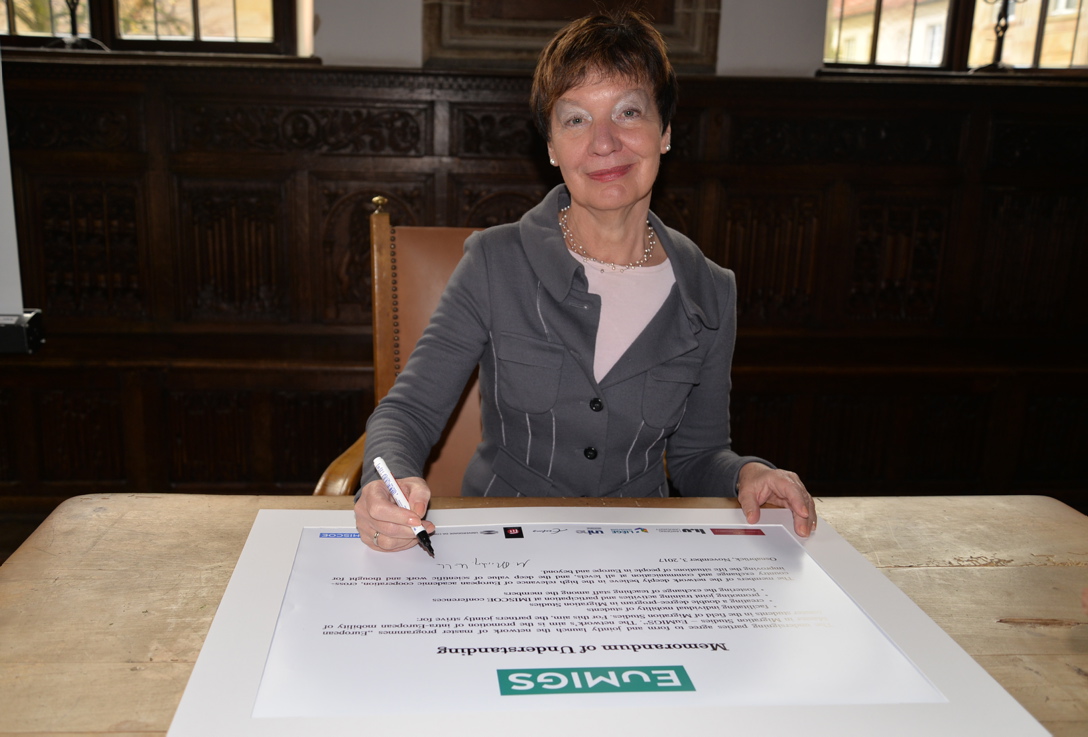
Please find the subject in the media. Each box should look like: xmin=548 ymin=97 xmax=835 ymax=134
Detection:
xmin=587 ymin=165 xmax=632 ymax=182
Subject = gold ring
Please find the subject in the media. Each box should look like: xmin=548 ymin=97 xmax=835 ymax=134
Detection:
xmin=372 ymin=531 xmax=380 ymax=547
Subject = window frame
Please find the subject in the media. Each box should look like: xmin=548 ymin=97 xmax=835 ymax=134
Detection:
xmin=823 ymin=0 xmax=1087 ymax=74
xmin=0 ymin=0 xmax=296 ymax=56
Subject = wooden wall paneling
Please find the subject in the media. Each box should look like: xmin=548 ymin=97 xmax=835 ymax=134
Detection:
xmin=10 ymin=171 xmax=150 ymax=328
xmin=313 ymin=173 xmax=387 ymax=324
xmin=145 ymin=77 xmax=174 ymax=324
xmin=451 ymin=101 xmax=540 ymax=160
xmin=987 ymin=116 xmax=1088 ymax=175
xmin=715 ymin=185 xmax=824 ymax=327
xmin=448 ymin=174 xmax=552 ymax=228
xmin=729 ymin=387 xmax=810 ymax=483
xmin=727 ymin=111 xmax=965 ymax=168
xmin=290 ymin=169 xmax=314 ymax=325
xmin=846 ymin=187 xmax=954 ymax=326
xmin=0 ymin=58 xmax=1085 ymax=519
xmin=731 ymin=369 xmax=999 ymax=498
xmin=167 ymin=385 xmax=255 ymax=487
xmin=4 ymin=377 xmax=40 ymax=501
xmin=270 ymin=387 xmax=371 ymax=488
xmin=172 ymin=95 xmax=433 ymax=158
xmin=311 ymin=169 xmax=442 ymax=324
xmin=120 ymin=369 xmax=149 ymax=493
xmin=162 ymin=368 xmax=371 ymax=493
xmin=971 ymin=186 xmax=1088 ymax=334
xmin=977 ymin=110 xmax=1088 ymax=336
xmin=39 ymin=386 xmax=125 ymax=485
xmin=174 ymin=176 xmax=292 ymax=322
xmin=30 ymin=174 xmax=147 ymax=323
xmin=978 ymin=371 xmax=1027 ymax=495
xmin=5 ymin=87 xmax=146 ymax=154
xmin=649 ymin=182 xmax=700 ymax=242
xmin=5 ymin=79 xmax=152 ymax=329
xmin=1015 ymin=379 xmax=1088 ymax=490
xmin=0 ymin=388 xmax=20 ymax=484
xmin=0 ymin=367 xmax=130 ymax=496
xmin=138 ymin=368 xmax=169 ymax=494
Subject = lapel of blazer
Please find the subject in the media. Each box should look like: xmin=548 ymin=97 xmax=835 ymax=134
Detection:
xmin=519 ymin=185 xmax=601 ymax=386
xmin=598 ymin=286 xmax=697 ymax=388
xmin=517 ymin=185 xmax=724 ymax=390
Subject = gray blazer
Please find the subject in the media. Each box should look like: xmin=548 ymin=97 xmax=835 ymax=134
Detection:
xmin=362 ymin=185 xmax=769 ymax=498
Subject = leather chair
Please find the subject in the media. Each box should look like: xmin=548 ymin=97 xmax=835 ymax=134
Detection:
xmin=314 ymin=197 xmax=482 ymax=497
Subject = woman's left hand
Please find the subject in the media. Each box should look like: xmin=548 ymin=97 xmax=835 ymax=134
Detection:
xmin=737 ymin=462 xmax=816 ymax=537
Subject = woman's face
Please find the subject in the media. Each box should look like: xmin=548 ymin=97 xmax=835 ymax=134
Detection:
xmin=547 ymin=74 xmax=671 ymax=216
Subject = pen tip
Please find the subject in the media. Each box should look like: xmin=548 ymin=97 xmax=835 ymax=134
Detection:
xmin=418 ymin=532 xmax=435 ymax=558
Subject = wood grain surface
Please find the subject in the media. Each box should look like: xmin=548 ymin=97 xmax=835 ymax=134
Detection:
xmin=1 ymin=494 xmax=1085 ymax=736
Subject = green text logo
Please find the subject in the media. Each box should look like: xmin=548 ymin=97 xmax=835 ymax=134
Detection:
xmin=497 ymin=666 xmax=694 ymax=695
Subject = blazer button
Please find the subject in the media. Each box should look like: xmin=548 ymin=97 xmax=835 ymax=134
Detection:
xmin=583 ymin=447 xmax=598 ymax=460
xmin=589 ymin=398 xmax=603 ymax=412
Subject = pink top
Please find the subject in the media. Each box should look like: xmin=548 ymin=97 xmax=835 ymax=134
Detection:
xmin=583 ymin=257 xmax=676 ymax=382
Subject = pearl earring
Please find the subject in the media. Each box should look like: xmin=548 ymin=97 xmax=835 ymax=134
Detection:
xmin=550 ymin=158 xmax=557 ymax=166
xmin=665 ymin=144 xmax=671 ymax=153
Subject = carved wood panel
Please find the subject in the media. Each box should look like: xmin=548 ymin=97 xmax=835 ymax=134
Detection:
xmin=163 ymin=383 xmax=370 ymax=488
xmin=449 ymin=176 xmax=552 ymax=228
xmin=271 ymin=391 xmax=370 ymax=483
xmin=38 ymin=389 xmax=126 ymax=482
xmin=729 ymin=392 xmax=805 ymax=473
xmin=0 ymin=59 xmax=1084 ymax=517
xmin=973 ymin=188 xmax=1088 ymax=329
xmin=989 ymin=119 xmax=1088 ymax=170
xmin=732 ymin=380 xmax=992 ymax=495
xmin=715 ymin=189 xmax=822 ymax=324
xmin=174 ymin=100 xmax=430 ymax=156
xmin=313 ymin=174 xmax=435 ymax=323
xmin=650 ymin=184 xmax=699 ymax=241
xmin=26 ymin=176 xmax=146 ymax=319
xmin=848 ymin=192 xmax=950 ymax=323
xmin=168 ymin=391 xmax=254 ymax=484
xmin=452 ymin=103 xmax=539 ymax=159
xmin=5 ymin=95 xmax=143 ymax=152
xmin=176 ymin=178 xmax=290 ymax=321
xmin=729 ymin=115 xmax=963 ymax=166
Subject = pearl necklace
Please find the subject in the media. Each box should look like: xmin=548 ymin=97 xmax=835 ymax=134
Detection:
xmin=559 ymin=205 xmax=657 ymax=274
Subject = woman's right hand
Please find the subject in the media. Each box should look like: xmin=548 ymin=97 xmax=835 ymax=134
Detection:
xmin=354 ymin=476 xmax=435 ymax=553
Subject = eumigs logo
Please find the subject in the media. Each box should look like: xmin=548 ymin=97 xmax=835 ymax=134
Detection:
xmin=497 ymin=666 xmax=694 ymax=695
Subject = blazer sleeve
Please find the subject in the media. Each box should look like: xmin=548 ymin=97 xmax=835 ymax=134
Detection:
xmin=360 ymin=233 xmax=492 ymax=488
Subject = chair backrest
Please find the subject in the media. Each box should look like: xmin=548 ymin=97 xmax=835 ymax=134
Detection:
xmin=369 ymin=201 xmax=482 ymax=497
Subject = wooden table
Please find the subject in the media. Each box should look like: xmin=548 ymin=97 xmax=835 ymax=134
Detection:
xmin=1 ymin=494 xmax=1086 ymax=736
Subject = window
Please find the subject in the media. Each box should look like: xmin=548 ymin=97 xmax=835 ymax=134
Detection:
xmin=825 ymin=0 xmax=954 ymax=67
xmin=825 ymin=0 xmax=1087 ymax=70
xmin=0 ymin=0 xmax=296 ymax=55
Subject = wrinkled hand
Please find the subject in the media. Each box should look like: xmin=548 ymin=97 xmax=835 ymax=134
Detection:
xmin=737 ymin=462 xmax=816 ymax=538
xmin=354 ymin=475 xmax=435 ymax=553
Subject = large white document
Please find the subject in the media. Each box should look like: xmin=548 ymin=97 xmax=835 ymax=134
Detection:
xmin=168 ymin=507 xmax=1049 ymax=736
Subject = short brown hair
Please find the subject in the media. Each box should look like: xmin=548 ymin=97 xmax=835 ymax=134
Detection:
xmin=530 ymin=9 xmax=678 ymax=141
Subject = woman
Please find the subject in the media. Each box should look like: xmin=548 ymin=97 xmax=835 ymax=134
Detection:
xmin=355 ymin=10 xmax=815 ymax=552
